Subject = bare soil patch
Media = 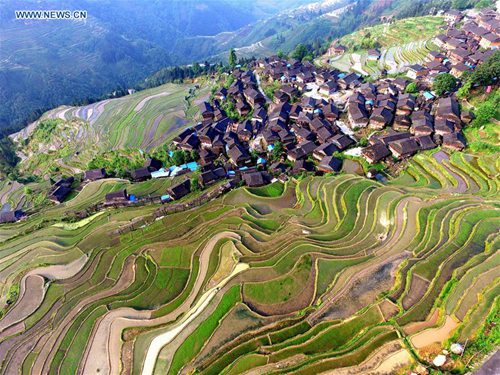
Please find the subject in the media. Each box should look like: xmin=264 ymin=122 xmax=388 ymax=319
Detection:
xmin=317 ymin=254 xmax=405 ymax=321
xmin=411 ymin=315 xmax=458 ymax=349
xmin=373 ymin=347 xmax=413 ymax=374
xmin=379 ymin=299 xmax=400 ymax=320
xmin=402 ymin=273 xmax=430 ymax=310
xmin=403 ymin=308 xmax=439 ymax=335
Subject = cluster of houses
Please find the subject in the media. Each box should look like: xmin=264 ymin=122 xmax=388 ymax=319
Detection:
xmin=344 ymin=80 xmax=472 ymax=162
xmin=361 ymin=96 xmax=470 ymax=163
xmin=411 ymin=8 xmax=498 ymax=80
xmin=173 ymin=60 xmax=364 ymax=183
xmin=173 ymin=54 xmax=475 ymax=180
xmin=4 ymin=10 xmax=496 ymax=225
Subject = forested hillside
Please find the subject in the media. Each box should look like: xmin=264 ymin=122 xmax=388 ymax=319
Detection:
xmin=0 ymin=0 xmax=315 ymax=131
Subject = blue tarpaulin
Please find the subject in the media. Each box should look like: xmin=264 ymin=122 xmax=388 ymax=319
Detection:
xmin=151 ymin=168 xmax=171 ymax=179
xmin=423 ymin=91 xmax=434 ymax=100
xmin=169 ymin=162 xmax=199 ymax=175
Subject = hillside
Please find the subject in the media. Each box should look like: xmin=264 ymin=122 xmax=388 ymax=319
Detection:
xmin=0 ymin=0 xmax=317 ymax=131
xmin=1 ymin=0 xmax=443 ymax=132
xmin=0 ymin=2 xmax=498 ymax=374
xmin=0 ymin=150 xmax=497 ymax=374
xmin=325 ymin=16 xmax=445 ymax=77
xmin=11 ymin=81 xmax=211 ymax=176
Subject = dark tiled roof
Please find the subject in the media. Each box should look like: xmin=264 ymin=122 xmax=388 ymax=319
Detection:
xmin=84 ymin=168 xmax=106 ymax=181
xmin=362 ymin=143 xmax=391 ymax=163
xmin=318 ymin=156 xmax=342 ymax=172
xmin=167 ymin=179 xmax=191 ymax=200
xmin=105 ymin=189 xmax=128 ymax=202
xmin=131 ymin=167 xmax=152 ymax=180
xmin=0 ymin=210 xmax=25 ymax=223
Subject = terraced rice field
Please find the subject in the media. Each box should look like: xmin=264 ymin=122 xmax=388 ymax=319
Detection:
xmin=338 ymin=16 xmax=445 ymax=49
xmin=11 ymin=82 xmax=210 ymax=176
xmin=0 ymin=150 xmax=498 ymax=374
xmin=330 ymin=39 xmax=438 ymax=78
xmin=327 ymin=16 xmax=444 ymax=77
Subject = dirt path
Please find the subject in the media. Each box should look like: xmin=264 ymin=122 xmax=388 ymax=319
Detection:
xmin=142 ymin=262 xmax=249 ymax=375
xmin=82 ymin=232 xmax=242 ymax=375
xmin=134 ymin=92 xmax=170 ymax=112
xmin=373 ymin=348 xmax=413 ymax=374
xmin=0 ymin=181 xmax=22 ymax=205
xmin=404 ymin=308 xmax=439 ymax=335
xmin=254 ymin=72 xmax=271 ymax=104
xmin=411 ymin=315 xmax=458 ymax=349
xmin=32 ymin=253 xmax=88 ymax=280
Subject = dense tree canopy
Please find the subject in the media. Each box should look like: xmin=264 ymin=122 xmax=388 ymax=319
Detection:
xmin=433 ymin=73 xmax=457 ymax=95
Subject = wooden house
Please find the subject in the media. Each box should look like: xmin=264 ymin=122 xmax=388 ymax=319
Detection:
xmin=167 ymin=179 xmax=191 ymax=200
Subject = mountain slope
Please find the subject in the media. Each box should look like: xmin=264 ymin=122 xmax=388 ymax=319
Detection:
xmin=10 ymin=81 xmax=211 ymax=176
xmin=0 ymin=0 xmax=315 ymax=131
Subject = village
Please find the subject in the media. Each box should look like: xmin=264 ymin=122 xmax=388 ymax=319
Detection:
xmin=1 ymin=7 xmax=498 ymax=225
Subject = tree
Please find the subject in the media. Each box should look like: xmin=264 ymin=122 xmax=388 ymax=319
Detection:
xmin=405 ymin=82 xmax=418 ymax=94
xmin=432 ymin=73 xmax=457 ymax=96
xmin=171 ymin=150 xmax=186 ymax=166
xmin=457 ymin=80 xmax=472 ymax=99
xmin=191 ymin=177 xmax=201 ymax=192
xmin=189 ymin=149 xmax=199 ymax=162
xmin=451 ymin=0 xmax=470 ymax=10
xmin=472 ymin=94 xmax=499 ymax=128
xmin=229 ymin=49 xmax=237 ymax=67
xmin=475 ymin=0 xmax=493 ymax=8
xmin=291 ymin=44 xmax=310 ymax=61
xmin=468 ymin=52 xmax=500 ymax=86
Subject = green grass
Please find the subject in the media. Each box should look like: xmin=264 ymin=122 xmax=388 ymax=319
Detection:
xmin=224 ymin=353 xmax=268 ymax=375
xmin=316 ymin=256 xmax=372 ymax=298
xmin=246 ymin=182 xmax=285 ymax=198
xmin=463 ymin=121 xmax=500 ymax=154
